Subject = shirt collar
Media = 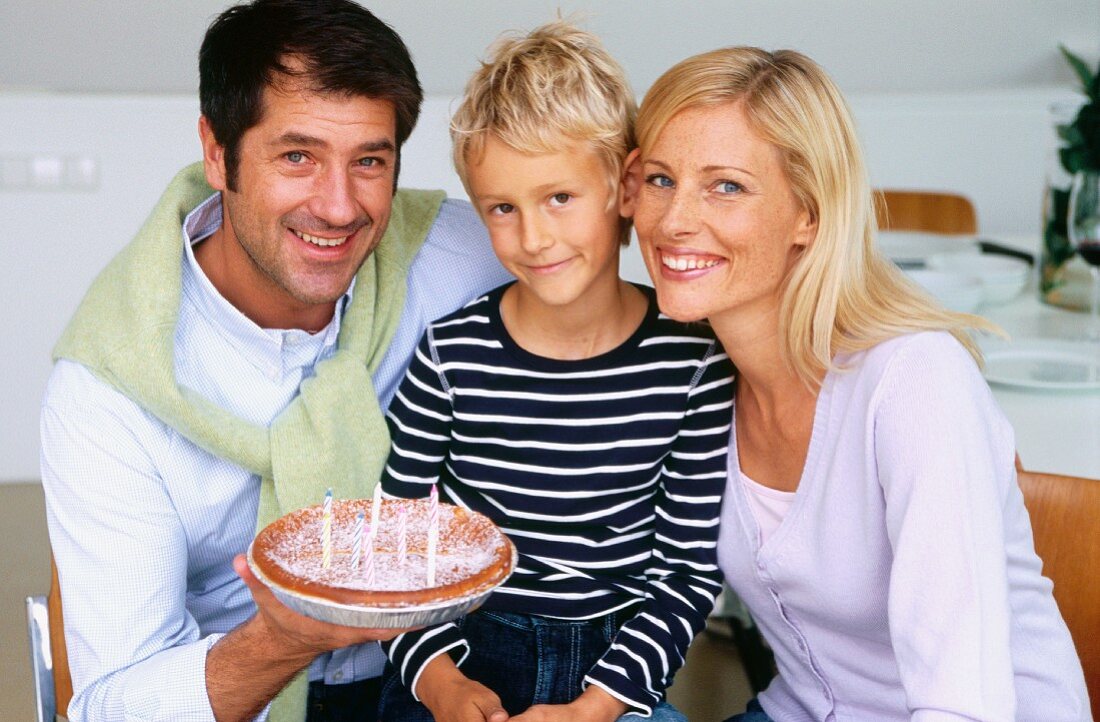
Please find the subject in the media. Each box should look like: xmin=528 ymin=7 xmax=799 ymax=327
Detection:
xmin=179 ymin=192 xmax=355 ymax=376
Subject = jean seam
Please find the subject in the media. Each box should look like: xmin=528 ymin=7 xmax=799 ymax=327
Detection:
xmin=480 ymin=610 xmax=533 ymax=632
xmin=531 ymin=621 xmax=546 ymax=704
xmin=568 ymin=623 xmax=580 ymax=700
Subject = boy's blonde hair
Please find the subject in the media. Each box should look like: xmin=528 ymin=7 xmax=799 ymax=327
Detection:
xmin=637 ymin=47 xmax=1000 ymax=386
xmin=452 ymin=19 xmax=637 ymax=244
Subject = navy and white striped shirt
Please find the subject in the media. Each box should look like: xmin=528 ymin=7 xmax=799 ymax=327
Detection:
xmin=381 ymin=283 xmax=734 ymax=714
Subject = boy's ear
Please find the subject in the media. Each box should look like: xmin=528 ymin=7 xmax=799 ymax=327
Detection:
xmin=198 ymin=115 xmax=229 ymax=192
xmin=619 ymin=148 xmax=643 ymax=219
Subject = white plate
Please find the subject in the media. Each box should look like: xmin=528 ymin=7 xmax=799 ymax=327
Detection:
xmin=877 ymin=231 xmax=979 ymax=265
xmin=983 ymin=338 xmax=1100 ymax=391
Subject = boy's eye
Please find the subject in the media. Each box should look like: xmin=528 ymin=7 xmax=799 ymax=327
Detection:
xmin=550 ymin=193 xmax=571 ymax=206
xmin=645 ymin=174 xmax=674 ymax=189
xmin=490 ymin=203 xmax=515 ymax=215
xmin=716 ymin=180 xmax=743 ymax=194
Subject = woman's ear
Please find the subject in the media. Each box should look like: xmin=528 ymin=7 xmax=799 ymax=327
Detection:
xmin=619 ymin=148 xmax=644 ymax=219
xmin=794 ymin=207 xmax=818 ymax=249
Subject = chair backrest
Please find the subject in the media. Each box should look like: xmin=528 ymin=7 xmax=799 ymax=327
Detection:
xmin=1017 ymin=467 xmax=1100 ymax=718
xmin=48 ymin=556 xmax=73 ymax=719
xmin=874 ymin=189 xmax=978 ymax=235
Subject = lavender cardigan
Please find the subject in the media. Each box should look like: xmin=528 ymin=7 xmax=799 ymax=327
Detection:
xmin=719 ymin=332 xmax=1089 ymax=721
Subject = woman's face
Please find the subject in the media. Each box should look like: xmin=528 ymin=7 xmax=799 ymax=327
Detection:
xmin=628 ymin=101 xmax=816 ymax=326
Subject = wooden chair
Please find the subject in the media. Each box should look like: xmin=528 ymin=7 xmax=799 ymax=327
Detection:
xmin=1017 ymin=466 xmax=1100 ymax=718
xmin=25 ymin=555 xmax=72 ymax=721
xmin=874 ymin=189 xmax=978 ymax=235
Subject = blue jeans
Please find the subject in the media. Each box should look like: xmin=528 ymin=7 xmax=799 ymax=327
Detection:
xmin=306 ymin=677 xmax=381 ymax=722
xmin=723 ymin=697 xmax=776 ymax=722
xmin=378 ymin=609 xmax=686 ymax=721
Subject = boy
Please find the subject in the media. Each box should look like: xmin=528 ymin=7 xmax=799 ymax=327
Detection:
xmin=378 ymin=21 xmax=734 ymax=722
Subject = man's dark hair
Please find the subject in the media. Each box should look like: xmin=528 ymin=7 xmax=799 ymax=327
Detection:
xmin=199 ymin=0 xmax=422 ymax=190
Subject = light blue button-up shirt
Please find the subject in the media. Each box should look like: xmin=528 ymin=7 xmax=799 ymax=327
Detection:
xmin=40 ymin=192 xmax=511 ymax=722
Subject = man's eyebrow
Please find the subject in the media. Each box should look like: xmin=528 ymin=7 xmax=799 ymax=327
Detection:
xmin=271 ymin=133 xmax=395 ymax=154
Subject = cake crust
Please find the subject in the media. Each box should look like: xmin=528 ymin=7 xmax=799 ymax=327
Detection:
xmin=251 ymin=497 xmax=515 ymax=608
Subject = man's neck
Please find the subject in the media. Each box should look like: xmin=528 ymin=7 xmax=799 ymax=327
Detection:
xmin=192 ymin=228 xmax=338 ymax=334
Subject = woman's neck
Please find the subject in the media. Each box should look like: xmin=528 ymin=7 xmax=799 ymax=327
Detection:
xmin=711 ymin=303 xmax=821 ymax=491
xmin=710 ymin=303 xmax=803 ymax=401
xmin=500 ymin=278 xmax=648 ymax=361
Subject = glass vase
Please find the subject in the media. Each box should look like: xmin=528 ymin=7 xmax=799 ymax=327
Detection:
xmin=1040 ymin=100 xmax=1093 ymax=310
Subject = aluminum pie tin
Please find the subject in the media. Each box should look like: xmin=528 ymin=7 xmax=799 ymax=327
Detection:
xmin=246 ymin=541 xmax=516 ymax=628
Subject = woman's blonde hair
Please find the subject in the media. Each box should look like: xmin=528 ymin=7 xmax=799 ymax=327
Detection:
xmin=637 ymin=47 xmax=999 ymax=385
xmin=451 ymin=19 xmax=637 ymax=244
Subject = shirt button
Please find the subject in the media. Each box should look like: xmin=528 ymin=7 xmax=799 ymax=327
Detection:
xmin=334 ymin=671 xmax=344 ymax=681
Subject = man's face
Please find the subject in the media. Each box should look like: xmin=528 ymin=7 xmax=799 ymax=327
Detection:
xmin=199 ymin=77 xmax=397 ymax=329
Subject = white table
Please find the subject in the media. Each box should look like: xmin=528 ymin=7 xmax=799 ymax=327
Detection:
xmin=979 ymin=288 xmax=1100 ymax=480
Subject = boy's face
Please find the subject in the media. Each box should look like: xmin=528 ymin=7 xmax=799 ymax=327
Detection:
xmin=467 ymin=136 xmax=625 ymax=313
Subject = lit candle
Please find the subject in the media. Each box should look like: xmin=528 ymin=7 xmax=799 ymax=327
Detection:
xmin=321 ymin=488 xmax=333 ymax=570
xmin=370 ymin=484 xmax=383 ymax=537
xmin=427 ymin=485 xmax=439 ymax=586
xmin=363 ymin=521 xmax=376 ymax=586
xmin=351 ymin=511 xmax=364 ymax=571
xmin=397 ymin=505 xmax=408 ymax=564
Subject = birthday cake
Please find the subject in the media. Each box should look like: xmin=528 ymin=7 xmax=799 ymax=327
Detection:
xmin=249 ymin=497 xmax=515 ymax=612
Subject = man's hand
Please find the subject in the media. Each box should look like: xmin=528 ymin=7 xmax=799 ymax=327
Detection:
xmin=235 ymin=553 xmax=406 ymax=656
xmin=206 ymin=554 xmax=418 ymax=722
xmin=510 ymin=685 xmax=628 ymax=722
xmin=416 ymin=654 xmax=510 ymax=722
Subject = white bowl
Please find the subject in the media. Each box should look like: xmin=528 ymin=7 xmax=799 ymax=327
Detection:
xmin=877 ymin=231 xmax=980 ymax=266
xmin=927 ymin=253 xmax=1030 ymax=305
xmin=904 ymin=269 xmax=985 ymax=313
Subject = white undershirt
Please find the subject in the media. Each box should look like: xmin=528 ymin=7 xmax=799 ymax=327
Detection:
xmin=739 ymin=470 xmax=796 ymax=545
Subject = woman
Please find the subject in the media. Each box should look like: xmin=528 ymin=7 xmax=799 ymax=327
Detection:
xmin=623 ymin=47 xmax=1090 ymax=721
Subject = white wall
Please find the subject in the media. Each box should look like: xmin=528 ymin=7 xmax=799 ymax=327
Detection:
xmin=0 ymin=86 xmax=1075 ymax=482
xmin=1 ymin=1 xmax=1096 ymax=96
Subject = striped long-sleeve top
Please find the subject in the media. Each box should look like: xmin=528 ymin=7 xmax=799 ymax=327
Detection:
xmin=380 ymin=282 xmax=734 ymax=714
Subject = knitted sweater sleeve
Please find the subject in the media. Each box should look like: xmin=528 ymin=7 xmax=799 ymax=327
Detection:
xmin=583 ymin=344 xmax=733 ymax=714
xmin=873 ymin=333 xmax=1019 ymax=721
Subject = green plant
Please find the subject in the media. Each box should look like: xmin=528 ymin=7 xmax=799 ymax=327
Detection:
xmin=1043 ymin=46 xmax=1100 ymax=287
xmin=1057 ymin=45 xmax=1100 ymax=173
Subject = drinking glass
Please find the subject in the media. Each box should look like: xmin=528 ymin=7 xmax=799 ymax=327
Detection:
xmin=1067 ymin=170 xmax=1100 ymax=340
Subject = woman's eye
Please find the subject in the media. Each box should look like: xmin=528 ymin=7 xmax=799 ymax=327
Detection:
xmin=645 ymin=174 xmax=674 ymax=189
xmin=550 ymin=193 xmax=571 ymax=206
xmin=716 ymin=181 xmax=743 ymax=194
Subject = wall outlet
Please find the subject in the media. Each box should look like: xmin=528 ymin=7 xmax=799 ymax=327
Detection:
xmin=0 ymin=154 xmax=99 ymax=191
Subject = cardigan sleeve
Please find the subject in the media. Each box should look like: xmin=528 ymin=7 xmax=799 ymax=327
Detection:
xmin=872 ymin=333 xmax=1019 ymax=721
xmin=583 ymin=345 xmax=733 ymax=715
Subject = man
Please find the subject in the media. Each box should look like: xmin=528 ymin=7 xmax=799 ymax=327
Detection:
xmin=39 ymin=2 xmax=510 ymax=721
